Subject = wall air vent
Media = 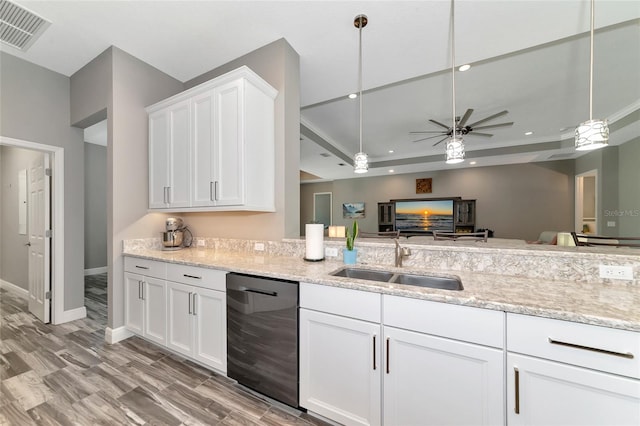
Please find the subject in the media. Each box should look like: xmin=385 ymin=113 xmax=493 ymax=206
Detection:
xmin=0 ymin=0 xmax=51 ymax=51
xmin=320 ymin=153 xmax=330 ymax=158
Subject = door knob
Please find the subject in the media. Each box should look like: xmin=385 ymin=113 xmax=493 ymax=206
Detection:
xmin=25 ymin=242 xmax=31 ymax=246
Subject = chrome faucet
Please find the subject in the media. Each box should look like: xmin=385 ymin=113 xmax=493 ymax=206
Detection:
xmin=394 ymin=238 xmax=411 ymax=267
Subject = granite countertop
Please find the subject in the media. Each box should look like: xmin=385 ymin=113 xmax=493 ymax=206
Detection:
xmin=123 ymin=247 xmax=640 ymax=333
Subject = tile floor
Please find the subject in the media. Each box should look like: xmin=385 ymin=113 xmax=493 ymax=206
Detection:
xmin=0 ymin=274 xmax=332 ymax=425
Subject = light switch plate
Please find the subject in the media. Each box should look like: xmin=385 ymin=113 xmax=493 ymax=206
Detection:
xmin=325 ymin=247 xmax=339 ymax=257
xmin=254 ymin=242 xmax=265 ymax=251
xmin=599 ymin=265 xmax=633 ymax=280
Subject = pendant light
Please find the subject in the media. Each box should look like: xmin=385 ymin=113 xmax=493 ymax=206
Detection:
xmin=353 ymin=14 xmax=369 ymax=173
xmin=575 ymin=0 xmax=609 ymax=151
xmin=446 ymin=0 xmax=465 ymax=164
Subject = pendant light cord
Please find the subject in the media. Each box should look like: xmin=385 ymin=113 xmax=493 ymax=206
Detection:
xmin=589 ymin=0 xmax=594 ymax=120
xmin=451 ymin=0 xmax=456 ymax=137
xmin=358 ymin=15 xmax=364 ymax=153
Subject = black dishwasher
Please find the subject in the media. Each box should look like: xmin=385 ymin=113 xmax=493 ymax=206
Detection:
xmin=226 ymin=273 xmax=299 ymax=408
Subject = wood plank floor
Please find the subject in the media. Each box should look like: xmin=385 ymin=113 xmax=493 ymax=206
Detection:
xmin=0 ymin=274 xmax=332 ymax=426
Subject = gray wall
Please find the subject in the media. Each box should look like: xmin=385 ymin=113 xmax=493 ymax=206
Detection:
xmin=181 ymin=38 xmax=301 ymax=240
xmin=617 ymin=137 xmax=640 ymax=236
xmin=301 ymin=161 xmax=575 ymax=241
xmin=0 ymin=146 xmax=44 ymax=289
xmin=0 ymin=52 xmax=85 ymax=311
xmin=84 ymin=142 xmax=107 ymax=270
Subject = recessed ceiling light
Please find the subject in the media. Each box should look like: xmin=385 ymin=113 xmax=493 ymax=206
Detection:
xmin=348 ymin=93 xmax=357 ymax=99
xmin=458 ymin=64 xmax=471 ymax=72
xmin=388 ymin=150 xmax=394 ymax=153
xmin=525 ymin=131 xmax=534 ymax=136
xmin=388 ymin=169 xmax=395 ymax=173
xmin=469 ymin=161 xmax=477 ymax=165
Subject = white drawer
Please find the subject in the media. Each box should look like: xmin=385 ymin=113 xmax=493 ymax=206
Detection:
xmin=124 ymin=257 xmax=166 ymax=279
xmin=507 ymin=313 xmax=640 ymax=379
xmin=384 ymin=295 xmax=505 ymax=348
xmin=166 ymin=263 xmax=227 ymax=291
xmin=300 ymin=282 xmax=381 ymax=323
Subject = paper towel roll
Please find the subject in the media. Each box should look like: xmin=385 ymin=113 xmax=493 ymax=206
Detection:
xmin=305 ymin=224 xmax=325 ymax=261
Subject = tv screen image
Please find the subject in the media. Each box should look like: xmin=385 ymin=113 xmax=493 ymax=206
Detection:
xmin=395 ymin=199 xmax=454 ymax=233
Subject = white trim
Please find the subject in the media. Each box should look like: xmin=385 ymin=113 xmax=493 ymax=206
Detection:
xmin=105 ymin=326 xmax=134 ymax=344
xmin=0 ymin=279 xmax=29 ymax=297
xmin=60 ymin=306 xmax=86 ymax=323
xmin=84 ymin=266 xmax=108 ymax=276
xmin=0 ymin=136 xmax=65 ymax=324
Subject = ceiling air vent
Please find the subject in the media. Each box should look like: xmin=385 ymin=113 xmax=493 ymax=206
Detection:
xmin=0 ymin=0 xmax=51 ymax=51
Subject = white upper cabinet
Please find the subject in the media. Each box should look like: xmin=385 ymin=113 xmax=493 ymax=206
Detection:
xmin=147 ymin=66 xmax=277 ymax=212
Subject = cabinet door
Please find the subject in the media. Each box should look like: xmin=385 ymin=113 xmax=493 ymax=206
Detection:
xmin=148 ymin=110 xmax=169 ymax=208
xmin=213 ymin=79 xmax=244 ymax=206
xmin=384 ymin=326 xmax=504 ymax=426
xmin=192 ymin=287 xmax=226 ymax=372
xmin=300 ymin=309 xmax=381 ymax=426
xmin=124 ymin=273 xmax=144 ymax=335
xmin=143 ymin=277 xmax=167 ymax=346
xmin=166 ymin=281 xmax=193 ymax=357
xmin=508 ymin=353 xmax=640 ymax=426
xmin=167 ymin=100 xmax=191 ymax=207
xmin=191 ymin=90 xmax=216 ymax=207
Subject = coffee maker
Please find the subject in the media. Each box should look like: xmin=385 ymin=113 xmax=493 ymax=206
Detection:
xmin=161 ymin=217 xmax=192 ymax=250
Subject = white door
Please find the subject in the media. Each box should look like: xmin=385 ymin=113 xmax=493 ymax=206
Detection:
xmin=383 ymin=326 xmax=504 ymax=426
xmin=191 ymin=90 xmax=216 ymax=207
xmin=124 ymin=272 xmax=144 ymax=335
xmin=193 ymin=287 xmax=226 ymax=372
xmin=143 ymin=277 xmax=167 ymax=346
xmin=148 ymin=110 xmax=170 ymax=208
xmin=166 ymin=281 xmax=194 ymax=356
xmin=508 ymin=353 xmax=640 ymax=426
xmin=213 ymin=79 xmax=244 ymax=206
xmin=167 ymin=100 xmax=191 ymax=207
xmin=299 ymin=308 xmax=382 ymax=426
xmin=28 ymin=153 xmax=50 ymax=323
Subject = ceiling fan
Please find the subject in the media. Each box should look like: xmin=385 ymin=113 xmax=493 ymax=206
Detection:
xmin=410 ymin=109 xmax=514 ymax=146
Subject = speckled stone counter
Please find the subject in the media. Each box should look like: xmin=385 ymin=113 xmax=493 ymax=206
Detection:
xmin=122 ymin=244 xmax=640 ymax=333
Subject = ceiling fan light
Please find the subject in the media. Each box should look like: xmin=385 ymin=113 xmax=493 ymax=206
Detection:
xmin=575 ymin=119 xmax=609 ymax=151
xmin=445 ymin=136 xmax=465 ymax=164
xmin=354 ymin=151 xmax=369 ymax=173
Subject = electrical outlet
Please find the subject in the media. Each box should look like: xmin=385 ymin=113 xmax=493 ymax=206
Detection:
xmin=254 ymin=242 xmax=265 ymax=251
xmin=196 ymin=238 xmax=206 ymax=247
xmin=607 ymin=221 xmax=616 ymax=227
xmin=325 ymin=247 xmax=338 ymax=257
xmin=599 ymin=265 xmax=633 ymax=280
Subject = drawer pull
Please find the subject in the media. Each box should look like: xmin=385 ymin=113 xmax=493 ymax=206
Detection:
xmin=386 ymin=337 xmax=390 ymax=374
xmin=514 ymin=367 xmax=520 ymax=414
xmin=188 ymin=292 xmax=193 ymax=314
xmin=183 ymin=274 xmax=202 ymax=280
xmin=548 ymin=338 xmax=634 ymax=359
xmin=135 ymin=265 xmax=149 ymax=270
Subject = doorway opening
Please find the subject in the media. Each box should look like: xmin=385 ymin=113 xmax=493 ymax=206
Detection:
xmin=575 ymin=170 xmax=598 ymax=235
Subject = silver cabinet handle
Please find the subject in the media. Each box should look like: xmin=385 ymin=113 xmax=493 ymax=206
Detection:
xmin=210 ymin=182 xmax=215 ymax=202
xmin=214 ymin=181 xmax=218 ymax=201
xmin=163 ymin=186 xmax=168 ymax=204
xmin=548 ymin=338 xmax=634 ymax=359
xmin=135 ymin=265 xmax=149 ymax=270
xmin=138 ymin=281 xmax=142 ymax=299
xmin=192 ymin=293 xmax=197 ymax=316
xmin=188 ymin=292 xmax=193 ymax=314
xmin=372 ymin=335 xmax=377 ymax=370
xmin=167 ymin=187 xmax=171 ymax=203
xmin=183 ymin=274 xmax=202 ymax=280
xmin=514 ymin=367 xmax=520 ymax=414
xmin=140 ymin=281 xmax=145 ymax=300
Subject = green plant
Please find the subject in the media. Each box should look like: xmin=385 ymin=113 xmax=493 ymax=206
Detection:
xmin=345 ymin=220 xmax=359 ymax=251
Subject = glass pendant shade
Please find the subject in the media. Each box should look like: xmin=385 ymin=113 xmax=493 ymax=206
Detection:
xmin=354 ymin=152 xmax=369 ymax=173
xmin=575 ymin=119 xmax=609 ymax=151
xmin=445 ymin=136 xmax=465 ymax=164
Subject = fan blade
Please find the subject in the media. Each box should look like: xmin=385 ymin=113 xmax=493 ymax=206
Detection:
xmin=412 ymin=134 xmax=448 ymax=143
xmin=467 ymin=110 xmax=508 ymax=128
xmin=469 ymin=132 xmax=493 ymax=137
xmin=472 ymin=122 xmax=514 ymax=131
xmin=458 ymin=109 xmax=474 ymax=127
xmin=429 ymin=119 xmax=451 ymax=129
xmin=409 ymin=131 xmax=447 ymax=134
xmin=432 ymin=136 xmax=449 ymax=147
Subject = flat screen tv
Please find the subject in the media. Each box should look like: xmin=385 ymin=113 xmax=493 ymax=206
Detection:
xmin=394 ymin=199 xmax=455 ymax=234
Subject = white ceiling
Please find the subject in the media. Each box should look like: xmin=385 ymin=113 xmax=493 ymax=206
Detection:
xmin=3 ymin=1 xmax=639 ymax=180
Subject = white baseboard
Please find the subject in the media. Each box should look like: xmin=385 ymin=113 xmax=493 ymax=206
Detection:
xmin=0 ymin=279 xmax=29 ymax=297
xmin=105 ymin=326 xmax=134 ymax=344
xmin=58 ymin=306 xmax=87 ymax=323
xmin=84 ymin=266 xmax=107 ymax=276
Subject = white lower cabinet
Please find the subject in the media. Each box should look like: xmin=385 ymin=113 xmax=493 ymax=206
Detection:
xmin=299 ymin=308 xmax=381 ymax=426
xmin=383 ymin=326 xmax=504 ymax=426
xmin=124 ymin=272 xmax=166 ymax=346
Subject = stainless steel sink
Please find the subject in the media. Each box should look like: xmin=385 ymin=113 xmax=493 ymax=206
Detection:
xmin=390 ymin=273 xmax=464 ymax=291
xmin=331 ymin=267 xmax=394 ymax=282
xmin=330 ymin=267 xmax=463 ymax=291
